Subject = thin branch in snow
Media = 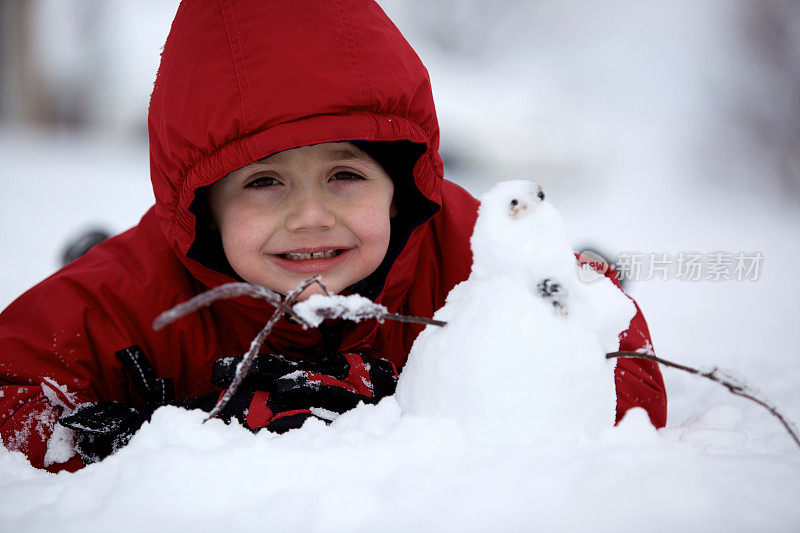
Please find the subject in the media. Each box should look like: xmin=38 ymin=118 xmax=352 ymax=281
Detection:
xmin=152 ymin=282 xmax=311 ymax=330
xmin=153 ymin=275 xmax=447 ymax=422
xmin=606 ymin=350 xmax=800 ymax=450
xmin=317 ymin=281 xmax=332 ymax=297
xmin=382 ymin=312 xmax=447 ymax=327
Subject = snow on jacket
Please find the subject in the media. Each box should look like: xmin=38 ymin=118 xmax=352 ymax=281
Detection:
xmin=0 ymin=0 xmax=666 ymax=472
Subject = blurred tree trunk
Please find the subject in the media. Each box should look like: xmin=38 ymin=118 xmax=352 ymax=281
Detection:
xmin=0 ymin=1 xmax=54 ymax=125
xmin=738 ymin=0 xmax=800 ymax=196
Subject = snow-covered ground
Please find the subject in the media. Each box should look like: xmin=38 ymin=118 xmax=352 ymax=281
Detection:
xmin=2 ymin=1 xmax=800 ymax=531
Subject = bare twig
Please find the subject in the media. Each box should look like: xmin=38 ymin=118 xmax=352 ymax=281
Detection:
xmin=317 ymin=281 xmax=332 ymax=297
xmin=607 ymin=350 xmax=800 ymax=450
xmin=153 ymin=276 xmax=447 ymax=422
xmin=382 ymin=312 xmax=447 ymax=327
xmin=152 ymin=282 xmax=311 ymax=330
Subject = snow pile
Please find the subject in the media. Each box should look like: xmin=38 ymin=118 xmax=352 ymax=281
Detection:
xmin=3 ymin=403 xmax=799 ymax=532
xmin=397 ymin=181 xmax=634 ymax=443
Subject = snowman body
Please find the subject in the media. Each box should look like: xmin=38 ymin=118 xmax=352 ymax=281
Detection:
xmin=395 ymin=181 xmax=635 ymax=443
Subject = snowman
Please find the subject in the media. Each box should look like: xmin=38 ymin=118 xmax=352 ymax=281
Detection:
xmin=395 ymin=180 xmax=636 ymax=444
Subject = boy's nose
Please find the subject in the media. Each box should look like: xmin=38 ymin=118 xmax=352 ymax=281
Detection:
xmin=284 ymin=187 xmax=336 ymax=232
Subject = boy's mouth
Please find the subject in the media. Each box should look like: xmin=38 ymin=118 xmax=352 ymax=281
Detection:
xmin=278 ymin=249 xmax=344 ymax=261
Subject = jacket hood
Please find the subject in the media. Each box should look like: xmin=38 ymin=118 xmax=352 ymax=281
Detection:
xmin=148 ymin=0 xmax=444 ymax=291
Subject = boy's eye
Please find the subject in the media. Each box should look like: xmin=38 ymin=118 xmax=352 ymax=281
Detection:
xmin=245 ymin=176 xmax=280 ymax=188
xmin=331 ymin=171 xmax=364 ymax=182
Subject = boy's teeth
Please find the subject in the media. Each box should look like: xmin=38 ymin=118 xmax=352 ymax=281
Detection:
xmin=284 ymin=250 xmax=338 ymax=261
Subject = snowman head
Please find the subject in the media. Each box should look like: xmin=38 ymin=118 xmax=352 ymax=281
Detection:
xmin=470 ymin=180 xmax=573 ymax=279
xmin=480 ymin=180 xmax=547 ymax=225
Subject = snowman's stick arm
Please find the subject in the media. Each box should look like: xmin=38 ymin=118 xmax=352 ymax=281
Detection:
xmin=382 ymin=313 xmax=447 ymax=327
xmin=606 ymin=351 xmax=800 ymax=450
xmin=607 ymin=351 xmax=698 ymax=374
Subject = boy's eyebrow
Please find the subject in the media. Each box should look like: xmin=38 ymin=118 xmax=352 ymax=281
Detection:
xmin=325 ymin=148 xmax=375 ymax=165
xmin=257 ymin=147 xmax=375 ymax=166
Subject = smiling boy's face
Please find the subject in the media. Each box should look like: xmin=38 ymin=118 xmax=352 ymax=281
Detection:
xmin=208 ymin=142 xmax=395 ymax=298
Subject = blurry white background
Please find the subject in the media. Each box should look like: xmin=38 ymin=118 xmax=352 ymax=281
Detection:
xmin=1 ymin=0 xmax=799 ymax=429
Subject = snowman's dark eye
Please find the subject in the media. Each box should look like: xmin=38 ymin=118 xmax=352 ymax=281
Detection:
xmin=510 ymin=199 xmax=519 ymax=206
xmin=538 ymin=191 xmax=545 ymax=200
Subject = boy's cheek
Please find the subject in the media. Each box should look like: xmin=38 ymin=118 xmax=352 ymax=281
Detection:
xmin=354 ymin=210 xmax=392 ymax=242
xmin=218 ymin=224 xmax=255 ymax=253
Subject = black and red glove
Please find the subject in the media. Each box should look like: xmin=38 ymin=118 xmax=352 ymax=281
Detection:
xmin=185 ymin=352 xmax=399 ymax=433
xmin=59 ymin=345 xmax=175 ymax=464
xmin=60 ymin=347 xmax=398 ymax=464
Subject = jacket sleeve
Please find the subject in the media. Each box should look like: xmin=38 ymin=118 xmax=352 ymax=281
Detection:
xmin=593 ymin=263 xmax=668 ymax=428
xmin=0 ymin=275 xmax=137 ymax=472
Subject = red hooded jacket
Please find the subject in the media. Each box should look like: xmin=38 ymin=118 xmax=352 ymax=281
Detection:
xmin=0 ymin=0 xmax=666 ymax=472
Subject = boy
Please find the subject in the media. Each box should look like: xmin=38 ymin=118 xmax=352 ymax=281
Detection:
xmin=0 ymin=0 xmax=666 ymax=472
